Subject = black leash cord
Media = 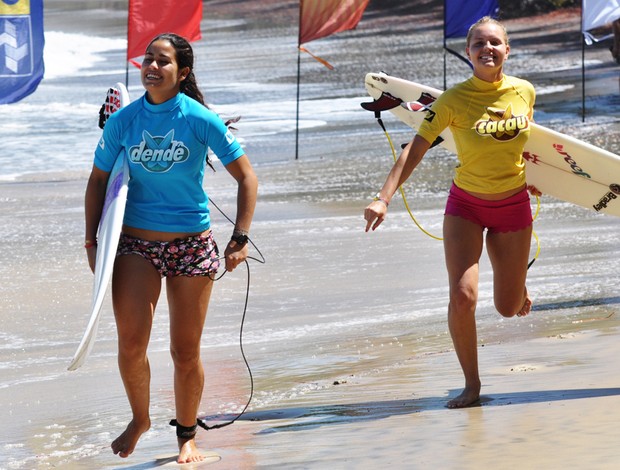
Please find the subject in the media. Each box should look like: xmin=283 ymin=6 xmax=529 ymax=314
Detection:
xmin=196 ymin=197 xmax=265 ymax=431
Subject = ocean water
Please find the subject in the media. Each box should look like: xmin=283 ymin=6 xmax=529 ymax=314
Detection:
xmin=1 ymin=2 xmax=620 ymax=468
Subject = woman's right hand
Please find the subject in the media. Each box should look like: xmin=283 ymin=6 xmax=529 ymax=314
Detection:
xmin=364 ymin=136 xmax=430 ymax=233
xmin=364 ymin=200 xmax=388 ymax=232
xmin=84 ymin=165 xmax=109 ymax=274
xmin=86 ymin=245 xmax=97 ymax=273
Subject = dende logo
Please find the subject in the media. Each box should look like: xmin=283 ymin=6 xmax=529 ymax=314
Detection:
xmin=129 ymin=130 xmax=190 ymax=173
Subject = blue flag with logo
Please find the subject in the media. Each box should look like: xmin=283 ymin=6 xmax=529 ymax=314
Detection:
xmin=444 ymin=0 xmax=499 ymax=39
xmin=0 ymin=0 xmax=45 ymax=104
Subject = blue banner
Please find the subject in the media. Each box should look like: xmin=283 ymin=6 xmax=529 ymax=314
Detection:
xmin=0 ymin=0 xmax=45 ymax=104
xmin=444 ymin=0 xmax=499 ymax=39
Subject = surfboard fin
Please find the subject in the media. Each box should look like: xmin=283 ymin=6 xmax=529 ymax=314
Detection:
xmin=361 ymin=92 xmax=403 ymax=112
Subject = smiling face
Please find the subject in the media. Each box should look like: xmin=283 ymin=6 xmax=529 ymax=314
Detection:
xmin=141 ymin=39 xmax=189 ymax=104
xmin=466 ymin=22 xmax=510 ymax=83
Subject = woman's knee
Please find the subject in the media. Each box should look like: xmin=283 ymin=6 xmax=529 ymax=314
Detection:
xmin=494 ymin=296 xmax=522 ymax=318
xmin=170 ymin=344 xmax=201 ymax=370
xmin=449 ymin=285 xmax=477 ymax=315
xmin=117 ymin=334 xmax=149 ymax=362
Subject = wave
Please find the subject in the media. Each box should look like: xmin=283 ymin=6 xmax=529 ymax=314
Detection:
xmin=43 ymin=31 xmax=126 ymax=80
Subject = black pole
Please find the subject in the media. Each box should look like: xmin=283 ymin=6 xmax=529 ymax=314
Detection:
xmin=295 ymin=1 xmax=303 ymax=160
xmin=126 ymin=0 xmax=130 ymax=88
xmin=582 ymin=37 xmax=585 ymax=122
xmin=581 ymin=0 xmax=586 ymax=122
xmin=443 ymin=1 xmax=447 ymax=90
xmin=295 ymin=46 xmax=301 ymax=160
xmin=443 ymin=41 xmax=447 ymax=90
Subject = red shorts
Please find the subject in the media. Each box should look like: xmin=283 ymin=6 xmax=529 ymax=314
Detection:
xmin=445 ymin=183 xmax=532 ymax=233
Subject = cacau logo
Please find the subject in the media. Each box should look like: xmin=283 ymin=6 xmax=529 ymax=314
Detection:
xmin=475 ymin=103 xmax=529 ymax=141
xmin=0 ymin=0 xmax=29 ymax=15
xmin=129 ymin=130 xmax=189 ymax=173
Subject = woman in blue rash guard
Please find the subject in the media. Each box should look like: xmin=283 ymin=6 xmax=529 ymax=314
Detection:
xmin=84 ymin=33 xmax=258 ymax=464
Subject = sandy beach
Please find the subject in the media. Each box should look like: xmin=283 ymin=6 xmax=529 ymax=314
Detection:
xmin=231 ymin=327 xmax=620 ymax=469
xmin=2 ymin=1 xmax=620 ymax=468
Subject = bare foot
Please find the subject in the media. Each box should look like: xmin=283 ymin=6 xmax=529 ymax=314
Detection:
xmin=178 ymin=437 xmax=205 ymax=464
xmin=446 ymin=385 xmax=481 ymax=409
xmin=517 ymin=292 xmax=532 ymax=317
xmin=111 ymin=418 xmax=151 ymax=458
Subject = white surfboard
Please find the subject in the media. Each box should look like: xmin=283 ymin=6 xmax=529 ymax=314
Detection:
xmin=68 ymin=83 xmax=130 ymax=371
xmin=363 ymin=72 xmax=620 ymax=216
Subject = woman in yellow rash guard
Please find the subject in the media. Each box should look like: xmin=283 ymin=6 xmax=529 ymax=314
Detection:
xmin=364 ymin=17 xmax=541 ymax=409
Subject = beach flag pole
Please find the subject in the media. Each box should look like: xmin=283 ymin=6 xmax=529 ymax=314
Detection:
xmin=581 ymin=0 xmax=586 ymax=122
xmin=582 ymin=31 xmax=586 ymax=122
xmin=295 ymin=45 xmax=301 ymax=160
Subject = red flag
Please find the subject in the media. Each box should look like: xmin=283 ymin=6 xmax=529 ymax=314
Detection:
xmin=299 ymin=0 xmax=370 ymax=46
xmin=127 ymin=0 xmax=202 ymax=62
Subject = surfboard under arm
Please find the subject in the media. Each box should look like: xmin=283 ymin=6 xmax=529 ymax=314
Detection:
xmin=68 ymin=83 xmax=130 ymax=371
xmin=363 ymin=72 xmax=620 ymax=217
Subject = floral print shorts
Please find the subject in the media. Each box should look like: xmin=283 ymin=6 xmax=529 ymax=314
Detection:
xmin=117 ymin=231 xmax=220 ymax=277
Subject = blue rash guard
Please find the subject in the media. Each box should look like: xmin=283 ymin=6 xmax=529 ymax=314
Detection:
xmin=94 ymin=92 xmax=245 ymax=232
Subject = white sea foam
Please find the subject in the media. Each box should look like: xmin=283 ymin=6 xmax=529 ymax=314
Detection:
xmin=43 ymin=31 xmax=126 ymax=80
xmin=536 ymin=84 xmax=575 ymax=95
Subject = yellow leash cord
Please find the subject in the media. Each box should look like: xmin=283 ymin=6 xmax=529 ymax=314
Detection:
xmin=528 ymin=195 xmax=541 ymax=269
xmin=382 ymin=126 xmax=443 ymax=241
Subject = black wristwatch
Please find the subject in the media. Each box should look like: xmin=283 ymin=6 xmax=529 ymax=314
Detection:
xmin=230 ymin=232 xmax=249 ymax=246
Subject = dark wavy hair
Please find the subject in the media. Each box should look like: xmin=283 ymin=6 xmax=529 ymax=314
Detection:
xmin=148 ymin=33 xmax=206 ymax=106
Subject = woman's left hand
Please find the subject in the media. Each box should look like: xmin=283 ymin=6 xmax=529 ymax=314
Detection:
xmin=224 ymin=241 xmax=248 ymax=272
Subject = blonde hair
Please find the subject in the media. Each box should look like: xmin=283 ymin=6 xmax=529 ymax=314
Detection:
xmin=466 ymin=16 xmax=509 ymax=46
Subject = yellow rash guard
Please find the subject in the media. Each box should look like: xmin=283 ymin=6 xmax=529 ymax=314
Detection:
xmin=417 ymin=74 xmax=535 ymax=194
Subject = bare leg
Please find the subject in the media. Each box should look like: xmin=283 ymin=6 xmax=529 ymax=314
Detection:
xmin=443 ymin=215 xmax=484 ymax=409
xmin=486 ymin=224 xmax=533 ymax=319
xmin=110 ymin=255 xmax=161 ymax=458
xmin=167 ymin=275 xmax=214 ymax=464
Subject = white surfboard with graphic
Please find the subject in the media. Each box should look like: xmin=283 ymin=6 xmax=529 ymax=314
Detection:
xmin=364 ymin=72 xmax=620 ymax=216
